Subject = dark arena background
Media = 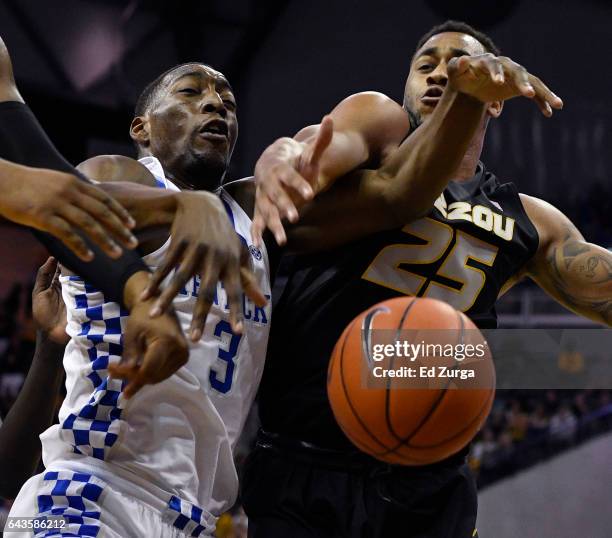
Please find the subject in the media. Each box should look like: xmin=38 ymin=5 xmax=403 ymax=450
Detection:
xmin=0 ymin=1 xmax=610 ymax=537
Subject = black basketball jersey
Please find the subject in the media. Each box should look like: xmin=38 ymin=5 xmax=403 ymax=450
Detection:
xmin=260 ymin=163 xmax=539 ymax=449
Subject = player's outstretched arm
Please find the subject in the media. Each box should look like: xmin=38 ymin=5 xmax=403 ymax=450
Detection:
xmin=0 ymin=258 xmax=67 ymax=498
xmin=287 ymin=54 xmax=563 ymax=252
xmin=522 ymin=195 xmax=612 ymax=326
xmin=80 ymin=155 xmax=267 ymax=339
xmin=376 ymin=54 xmax=562 ymax=218
xmin=0 ymin=36 xmax=137 ymax=261
xmin=0 ymin=158 xmax=138 ymax=260
xmin=0 ymin=33 xmax=152 ymax=306
xmin=251 ymin=91 xmax=410 ymax=245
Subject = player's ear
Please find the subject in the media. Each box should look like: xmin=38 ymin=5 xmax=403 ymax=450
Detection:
xmin=130 ymin=116 xmax=150 ymax=147
xmin=487 ymin=100 xmax=503 ymax=119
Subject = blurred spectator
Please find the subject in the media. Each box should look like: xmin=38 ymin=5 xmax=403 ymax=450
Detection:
xmin=470 ymin=428 xmax=498 ymax=476
xmin=572 ymin=393 xmax=590 ymax=419
xmin=0 ymin=370 xmax=23 ymax=402
xmin=526 ymin=403 xmax=549 ymax=441
xmin=506 ymin=400 xmax=529 ymax=442
xmin=549 ymin=404 xmax=578 ymax=448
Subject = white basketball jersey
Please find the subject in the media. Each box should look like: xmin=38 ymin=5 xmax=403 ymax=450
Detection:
xmin=40 ymin=156 xmax=272 ymax=518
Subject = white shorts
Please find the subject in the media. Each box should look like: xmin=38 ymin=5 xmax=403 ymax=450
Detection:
xmin=6 ymin=469 xmax=216 ymax=537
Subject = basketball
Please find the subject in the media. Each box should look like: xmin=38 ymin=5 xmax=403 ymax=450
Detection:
xmin=327 ymin=297 xmax=496 ymax=466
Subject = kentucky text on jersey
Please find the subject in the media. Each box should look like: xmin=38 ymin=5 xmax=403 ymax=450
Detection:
xmin=176 ymin=274 xmax=270 ymax=325
xmin=434 ymin=192 xmax=515 ymax=241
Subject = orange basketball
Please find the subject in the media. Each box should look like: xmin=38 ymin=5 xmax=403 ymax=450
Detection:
xmin=327 ymin=297 xmax=495 ymax=466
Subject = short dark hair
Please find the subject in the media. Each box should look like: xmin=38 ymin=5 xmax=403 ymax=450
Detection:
xmin=134 ymin=62 xmax=213 ymax=117
xmin=415 ymin=20 xmax=501 ymax=58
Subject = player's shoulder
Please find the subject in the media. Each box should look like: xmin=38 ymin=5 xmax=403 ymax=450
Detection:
xmin=334 ymin=91 xmax=408 ymax=125
xmin=519 ymin=193 xmax=569 ymax=224
xmin=519 ymin=193 xmax=582 ymax=252
xmin=220 ymin=177 xmax=255 ymax=218
xmin=332 ymin=91 xmax=409 ymax=152
xmin=77 ymin=154 xmax=157 ymax=187
xmin=336 ymin=91 xmax=401 ymax=110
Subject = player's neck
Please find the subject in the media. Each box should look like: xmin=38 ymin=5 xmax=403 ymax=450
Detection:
xmin=164 ymin=166 xmax=224 ymax=192
xmin=452 ymin=126 xmax=486 ymax=182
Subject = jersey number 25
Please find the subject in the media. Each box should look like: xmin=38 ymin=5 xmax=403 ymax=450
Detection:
xmin=362 ymin=218 xmax=499 ymax=312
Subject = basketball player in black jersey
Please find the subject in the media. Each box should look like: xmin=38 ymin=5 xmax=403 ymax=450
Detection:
xmin=242 ymin=21 xmax=611 ymax=538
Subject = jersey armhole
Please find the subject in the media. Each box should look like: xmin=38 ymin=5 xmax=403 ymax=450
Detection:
xmin=509 ymin=184 xmax=540 ymax=270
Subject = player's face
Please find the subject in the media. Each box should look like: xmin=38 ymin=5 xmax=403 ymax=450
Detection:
xmin=403 ymin=32 xmax=486 ymax=126
xmin=147 ymin=64 xmax=238 ymax=190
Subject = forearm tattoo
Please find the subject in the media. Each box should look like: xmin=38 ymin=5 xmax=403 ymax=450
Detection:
xmin=546 ymin=228 xmax=612 ymax=324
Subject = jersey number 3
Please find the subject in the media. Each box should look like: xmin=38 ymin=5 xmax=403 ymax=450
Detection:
xmin=362 ymin=218 xmax=499 ymax=312
xmin=210 ymin=320 xmax=242 ymax=394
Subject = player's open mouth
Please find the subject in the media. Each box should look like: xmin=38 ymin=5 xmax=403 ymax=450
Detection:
xmin=421 ymin=86 xmax=444 ymax=107
xmin=198 ymin=120 xmax=229 ymax=141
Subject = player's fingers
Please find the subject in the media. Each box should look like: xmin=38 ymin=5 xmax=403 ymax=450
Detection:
xmin=74 ymin=193 xmax=138 ymax=250
xmin=190 ymin=282 xmax=216 ymax=342
xmin=77 ymin=181 xmax=136 ymax=229
xmin=51 ymin=261 xmax=62 ymax=287
xmin=108 ymin=361 xmax=139 ymax=380
xmin=533 ymin=94 xmax=553 ymax=117
xmin=33 ymin=257 xmax=57 ymax=294
xmin=222 ymin=260 xmax=244 ymax=335
xmin=240 ymin=266 xmax=267 ymax=308
xmin=190 ymin=255 xmax=220 ymax=341
xmin=447 ymin=55 xmax=472 ymax=78
xmin=46 ymin=216 xmax=94 ymax=261
xmin=277 ymin=167 xmax=314 ymax=201
xmin=266 ymin=177 xmax=300 ymax=222
xmin=250 ymin=210 xmax=266 ymax=249
xmin=122 ymin=376 xmax=146 ymax=399
xmin=266 ymin=204 xmax=287 ymax=246
xmin=142 ymin=240 xmax=187 ymax=301
xmin=60 ymin=204 xmax=123 ymax=259
xmin=483 ymin=55 xmax=505 ymax=85
xmin=151 ymin=245 xmax=201 ymax=317
xmin=119 ymin=318 xmax=146 ymax=366
xmin=529 ymin=74 xmax=564 ymax=110
xmin=505 ymin=60 xmax=535 ymax=98
xmin=255 ymin=193 xmax=286 ymax=245
xmin=139 ymin=334 xmax=188 ymax=388
xmin=468 ymin=55 xmax=493 ymax=79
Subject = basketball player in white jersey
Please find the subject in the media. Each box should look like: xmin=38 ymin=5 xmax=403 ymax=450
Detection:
xmin=7 ymin=51 xmax=550 ymax=536
xmin=8 ymin=63 xmax=272 ymax=537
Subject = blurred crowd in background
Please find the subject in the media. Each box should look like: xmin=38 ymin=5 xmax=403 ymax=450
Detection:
xmin=469 ymin=389 xmax=612 ymax=487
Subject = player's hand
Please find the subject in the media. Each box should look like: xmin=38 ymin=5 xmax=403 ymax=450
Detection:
xmin=140 ymin=190 xmax=267 ymax=341
xmin=447 ymin=54 xmax=563 ymax=117
xmin=109 ymin=271 xmax=189 ymax=398
xmin=108 ymin=298 xmax=189 ymax=399
xmin=0 ymin=160 xmax=138 ymax=261
xmin=251 ymin=116 xmax=333 ymax=247
xmin=32 ymin=256 xmax=69 ymax=345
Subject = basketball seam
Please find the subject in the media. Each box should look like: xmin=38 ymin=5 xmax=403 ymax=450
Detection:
xmin=337 ymin=316 xmax=392 ymax=454
xmin=406 ymin=385 xmax=495 ymax=450
xmin=375 ymin=310 xmax=465 ymax=459
xmin=384 ymin=298 xmax=417 ymax=444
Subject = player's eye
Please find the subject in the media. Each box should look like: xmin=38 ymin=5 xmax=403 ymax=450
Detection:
xmin=418 ymin=64 xmax=434 ymax=72
xmin=178 ymin=87 xmax=199 ymax=95
xmin=223 ymin=100 xmax=236 ymax=110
